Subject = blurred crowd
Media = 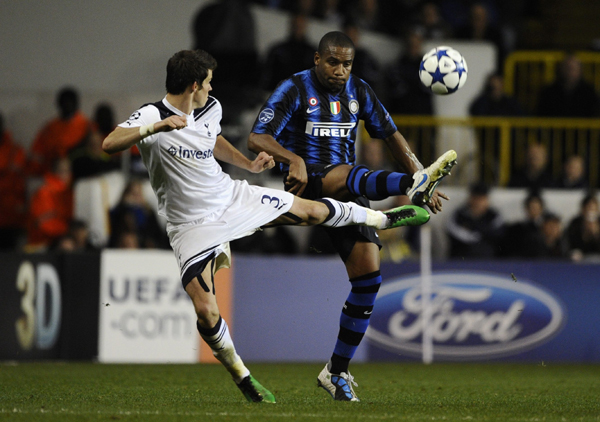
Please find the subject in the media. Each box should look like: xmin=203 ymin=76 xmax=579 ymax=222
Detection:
xmin=2 ymin=0 xmax=600 ymax=260
xmin=0 ymin=88 xmax=169 ymax=254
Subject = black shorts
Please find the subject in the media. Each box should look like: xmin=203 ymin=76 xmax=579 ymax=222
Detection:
xmin=284 ymin=163 xmax=382 ymax=262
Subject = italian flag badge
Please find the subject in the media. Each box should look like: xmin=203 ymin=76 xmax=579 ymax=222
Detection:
xmin=330 ymin=101 xmax=341 ymax=115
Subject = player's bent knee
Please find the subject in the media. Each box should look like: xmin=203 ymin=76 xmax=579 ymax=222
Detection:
xmin=293 ymin=197 xmax=327 ymax=225
xmin=195 ymin=305 xmax=220 ymax=329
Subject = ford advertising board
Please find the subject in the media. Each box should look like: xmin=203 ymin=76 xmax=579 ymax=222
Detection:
xmin=366 ymin=271 xmax=566 ymax=360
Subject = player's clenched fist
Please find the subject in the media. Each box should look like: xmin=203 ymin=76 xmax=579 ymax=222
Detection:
xmin=157 ymin=115 xmax=187 ymax=132
xmin=249 ymin=151 xmax=275 ymax=173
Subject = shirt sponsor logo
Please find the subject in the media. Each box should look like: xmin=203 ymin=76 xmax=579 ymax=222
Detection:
xmin=305 ymin=122 xmax=356 ymax=138
xmin=258 ymin=108 xmax=275 ymax=123
xmin=365 ymin=272 xmax=565 ymax=360
xmin=167 ymin=145 xmax=213 ymax=160
xmin=330 ymin=101 xmax=341 ymax=115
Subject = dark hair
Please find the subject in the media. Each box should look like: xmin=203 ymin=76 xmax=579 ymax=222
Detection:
xmin=580 ymin=191 xmax=598 ymax=209
xmin=524 ymin=189 xmax=543 ymax=207
xmin=469 ymin=182 xmax=489 ymax=196
xmin=318 ymin=31 xmax=355 ymax=55
xmin=56 ymin=87 xmax=79 ymax=116
xmin=94 ymin=103 xmax=115 ymax=136
xmin=165 ymin=50 xmax=217 ymax=95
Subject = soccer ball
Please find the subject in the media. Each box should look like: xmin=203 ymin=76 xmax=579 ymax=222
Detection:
xmin=419 ymin=46 xmax=468 ymax=95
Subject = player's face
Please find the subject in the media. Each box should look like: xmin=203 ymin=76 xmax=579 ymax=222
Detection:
xmin=194 ymin=69 xmax=213 ymax=108
xmin=314 ymin=46 xmax=354 ymax=92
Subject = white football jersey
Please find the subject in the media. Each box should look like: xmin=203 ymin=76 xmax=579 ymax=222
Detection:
xmin=119 ymin=96 xmax=234 ymax=223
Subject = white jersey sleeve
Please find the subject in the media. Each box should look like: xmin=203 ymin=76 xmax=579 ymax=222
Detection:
xmin=118 ymin=105 xmax=161 ymax=147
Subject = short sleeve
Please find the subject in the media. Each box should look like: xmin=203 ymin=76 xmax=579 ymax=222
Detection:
xmin=118 ymin=105 xmax=161 ymax=145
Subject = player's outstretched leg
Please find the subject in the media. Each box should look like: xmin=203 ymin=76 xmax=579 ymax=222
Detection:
xmin=407 ymin=150 xmax=458 ymax=206
xmin=314 ymin=198 xmax=430 ymax=230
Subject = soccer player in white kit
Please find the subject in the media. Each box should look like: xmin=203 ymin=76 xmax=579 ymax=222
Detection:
xmin=102 ymin=49 xmax=430 ymax=403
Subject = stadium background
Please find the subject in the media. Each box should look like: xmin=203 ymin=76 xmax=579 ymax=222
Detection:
xmin=1 ymin=0 xmax=599 ymax=365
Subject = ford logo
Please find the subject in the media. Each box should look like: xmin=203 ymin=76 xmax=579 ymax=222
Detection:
xmin=365 ymin=271 xmax=566 ymax=360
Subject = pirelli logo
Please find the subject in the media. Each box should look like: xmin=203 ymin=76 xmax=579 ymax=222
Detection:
xmin=305 ymin=122 xmax=356 ymax=137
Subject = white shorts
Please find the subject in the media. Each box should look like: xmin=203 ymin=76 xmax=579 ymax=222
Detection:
xmin=167 ymin=179 xmax=294 ymax=286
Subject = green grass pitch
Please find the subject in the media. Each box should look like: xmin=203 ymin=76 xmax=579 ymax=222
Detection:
xmin=1 ymin=362 xmax=599 ymax=421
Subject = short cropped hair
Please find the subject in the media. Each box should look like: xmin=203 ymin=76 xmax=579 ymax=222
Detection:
xmin=318 ymin=31 xmax=355 ymax=55
xmin=165 ymin=50 xmax=217 ymax=95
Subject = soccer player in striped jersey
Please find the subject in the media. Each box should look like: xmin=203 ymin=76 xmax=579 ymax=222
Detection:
xmin=249 ymin=31 xmax=457 ymax=401
xmin=102 ymin=49 xmax=429 ymax=404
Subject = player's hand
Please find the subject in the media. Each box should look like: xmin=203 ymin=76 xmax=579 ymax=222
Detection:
xmin=156 ymin=115 xmax=187 ymax=132
xmin=286 ymin=157 xmax=308 ymax=196
xmin=426 ymin=190 xmax=449 ymax=214
xmin=249 ymin=151 xmax=275 ymax=173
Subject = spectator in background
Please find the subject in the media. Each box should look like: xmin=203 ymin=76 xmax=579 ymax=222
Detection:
xmin=29 ymin=87 xmax=90 ymax=176
xmin=108 ymin=179 xmax=169 ymax=249
xmin=261 ymin=13 xmax=316 ymax=91
xmin=383 ymin=27 xmax=433 ymax=116
xmin=555 ymin=155 xmax=587 ymax=189
xmin=26 ymin=157 xmax=74 ymax=251
xmin=539 ymin=213 xmax=567 ymax=258
xmin=51 ymin=219 xmax=97 ymax=252
xmin=447 ymin=183 xmax=504 ymax=259
xmin=500 ymin=191 xmax=547 ymax=258
xmin=566 ymin=193 xmax=600 ymax=260
xmin=469 ymin=73 xmax=524 ymax=117
xmin=470 ymin=73 xmax=524 ymax=183
xmin=114 ymin=230 xmax=141 ymax=249
xmin=343 ymin=17 xmax=381 ymax=90
xmin=192 ymin=0 xmax=260 ymax=122
xmin=455 ymin=2 xmax=507 ymax=72
xmin=537 ymin=54 xmax=600 ymax=118
xmin=70 ymin=103 xmax=121 ymax=181
xmin=0 ymin=112 xmax=28 ymax=250
xmin=417 ymin=2 xmax=453 ymax=41
xmin=508 ymin=142 xmax=555 ymax=189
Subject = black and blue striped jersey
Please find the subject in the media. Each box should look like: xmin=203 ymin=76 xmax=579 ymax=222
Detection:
xmin=251 ymin=68 xmax=397 ymax=172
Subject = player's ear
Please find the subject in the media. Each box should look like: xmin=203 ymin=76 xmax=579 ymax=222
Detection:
xmin=314 ymin=52 xmax=320 ymax=66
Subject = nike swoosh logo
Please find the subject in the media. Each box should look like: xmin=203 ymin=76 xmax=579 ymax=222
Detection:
xmin=307 ymin=108 xmax=319 ymax=114
xmin=364 ymin=310 xmax=373 ymax=315
xmin=415 ymin=174 xmax=428 ymax=189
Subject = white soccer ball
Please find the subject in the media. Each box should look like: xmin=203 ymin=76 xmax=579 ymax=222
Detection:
xmin=419 ymin=46 xmax=468 ymax=95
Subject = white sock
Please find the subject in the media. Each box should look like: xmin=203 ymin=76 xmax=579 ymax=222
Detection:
xmin=319 ymin=198 xmax=387 ymax=229
xmin=198 ymin=317 xmax=250 ymax=383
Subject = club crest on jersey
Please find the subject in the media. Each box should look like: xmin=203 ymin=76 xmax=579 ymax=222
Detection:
xmin=330 ymin=101 xmax=341 ymax=115
xmin=309 ymin=97 xmax=318 ymax=106
xmin=349 ymin=100 xmax=359 ymax=114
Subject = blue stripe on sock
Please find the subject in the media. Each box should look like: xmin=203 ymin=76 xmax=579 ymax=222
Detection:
xmin=365 ymin=170 xmax=384 ymax=199
xmin=340 ymin=313 xmax=370 ymax=332
xmin=333 ymin=273 xmax=382 ymax=361
xmin=332 ymin=338 xmax=356 ymax=359
xmin=348 ymin=291 xmax=379 ymax=306
xmin=346 ymin=165 xmax=369 ymax=196
xmin=386 ymin=172 xmax=405 ymax=196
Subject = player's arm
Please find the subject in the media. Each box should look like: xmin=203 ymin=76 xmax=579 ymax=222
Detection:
xmin=102 ymin=115 xmax=187 ymax=154
xmin=383 ymin=131 xmax=424 ymax=174
xmin=214 ymin=135 xmax=274 ymax=173
xmin=248 ymin=133 xmax=307 ymax=196
xmin=383 ymin=131 xmax=448 ymax=212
